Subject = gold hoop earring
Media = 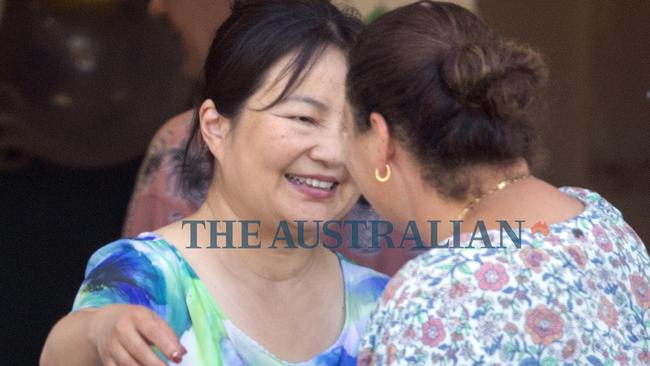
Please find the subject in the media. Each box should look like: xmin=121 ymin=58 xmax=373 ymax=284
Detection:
xmin=375 ymin=164 xmax=391 ymax=183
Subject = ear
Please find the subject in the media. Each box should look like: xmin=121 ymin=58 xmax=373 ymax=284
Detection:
xmin=368 ymin=112 xmax=395 ymax=166
xmin=199 ymin=99 xmax=231 ymax=163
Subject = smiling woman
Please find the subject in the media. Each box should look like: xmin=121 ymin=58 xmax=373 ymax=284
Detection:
xmin=194 ymin=48 xmax=358 ymax=231
xmin=40 ymin=1 xmax=388 ymax=366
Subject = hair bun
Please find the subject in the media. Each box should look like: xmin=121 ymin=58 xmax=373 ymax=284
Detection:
xmin=441 ymin=40 xmax=548 ymax=120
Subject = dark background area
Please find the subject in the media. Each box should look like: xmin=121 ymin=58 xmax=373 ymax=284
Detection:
xmin=1 ymin=158 xmax=141 ymax=361
xmin=0 ymin=1 xmax=188 ymax=364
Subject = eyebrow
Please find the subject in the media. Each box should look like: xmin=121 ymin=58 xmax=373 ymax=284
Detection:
xmin=279 ymin=95 xmax=328 ymax=112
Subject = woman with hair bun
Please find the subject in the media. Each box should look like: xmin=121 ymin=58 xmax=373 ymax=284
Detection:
xmin=342 ymin=1 xmax=650 ymax=364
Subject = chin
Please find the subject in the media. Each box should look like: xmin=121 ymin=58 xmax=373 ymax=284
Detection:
xmin=285 ymin=204 xmax=347 ymax=224
xmin=287 ymin=211 xmax=339 ymax=224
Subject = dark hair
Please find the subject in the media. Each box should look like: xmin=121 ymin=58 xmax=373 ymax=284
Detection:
xmin=181 ymin=0 xmax=361 ymax=195
xmin=347 ymin=1 xmax=548 ymax=200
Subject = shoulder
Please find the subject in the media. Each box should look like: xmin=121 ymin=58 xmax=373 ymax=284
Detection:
xmin=360 ymin=248 xmax=519 ymax=363
xmin=371 ymin=246 xmax=518 ymax=327
xmin=76 ymin=236 xmax=186 ymax=310
xmin=376 ymin=250 xmax=450 ymax=307
xmin=559 ymin=186 xmax=624 ymax=222
xmin=83 ymin=236 xmax=181 ymax=278
xmin=126 ymin=109 xmax=202 ymax=230
xmin=340 ymin=254 xmax=389 ymax=299
xmin=558 ymin=186 xmax=647 ymax=255
xmin=74 ymin=235 xmax=194 ymax=336
xmin=337 ymin=255 xmax=389 ymax=359
xmin=138 ymin=109 xmax=194 ymax=169
xmin=150 ymin=109 xmax=195 ymax=147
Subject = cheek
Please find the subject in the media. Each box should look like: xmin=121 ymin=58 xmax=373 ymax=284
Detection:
xmin=343 ymin=140 xmax=368 ymax=181
xmin=341 ymin=183 xmax=361 ymax=210
xmin=346 ymin=155 xmax=365 ymax=182
xmin=245 ymin=123 xmax=298 ymax=175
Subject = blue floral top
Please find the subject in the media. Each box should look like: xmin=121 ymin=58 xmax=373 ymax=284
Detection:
xmin=359 ymin=187 xmax=650 ymax=365
xmin=72 ymin=233 xmax=388 ymax=365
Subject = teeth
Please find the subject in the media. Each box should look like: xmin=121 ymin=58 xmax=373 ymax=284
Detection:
xmin=287 ymin=174 xmax=335 ymax=190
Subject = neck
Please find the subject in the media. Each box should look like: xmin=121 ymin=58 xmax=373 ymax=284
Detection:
xmin=219 ymin=239 xmax=322 ymax=283
xmin=409 ymin=193 xmax=463 ymax=246
xmin=190 ymin=187 xmax=325 ymax=283
xmin=402 ymin=160 xmax=531 ymax=245
xmin=459 ymin=160 xmax=531 ymax=224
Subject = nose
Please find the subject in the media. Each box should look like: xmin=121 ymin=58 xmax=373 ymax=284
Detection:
xmin=147 ymin=0 xmax=167 ymax=16
xmin=308 ymin=121 xmax=346 ymax=169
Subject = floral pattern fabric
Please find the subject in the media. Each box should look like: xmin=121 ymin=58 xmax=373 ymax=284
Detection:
xmin=72 ymin=233 xmax=389 ymax=365
xmin=359 ymin=187 xmax=650 ymax=365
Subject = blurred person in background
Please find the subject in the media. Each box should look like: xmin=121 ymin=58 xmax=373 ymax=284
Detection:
xmin=127 ymin=0 xmax=424 ymax=276
xmin=123 ymin=0 xmax=232 ymax=238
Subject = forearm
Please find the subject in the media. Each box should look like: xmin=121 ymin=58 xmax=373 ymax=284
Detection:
xmin=40 ymin=309 xmax=101 ymax=366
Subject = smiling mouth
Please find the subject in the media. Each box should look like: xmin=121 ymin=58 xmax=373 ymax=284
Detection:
xmin=285 ymin=174 xmax=338 ymax=190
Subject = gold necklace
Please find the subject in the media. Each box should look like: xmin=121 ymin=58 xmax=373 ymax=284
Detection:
xmin=457 ymin=174 xmax=530 ymax=220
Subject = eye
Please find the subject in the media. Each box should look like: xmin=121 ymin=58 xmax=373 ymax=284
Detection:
xmin=289 ymin=116 xmax=318 ymax=125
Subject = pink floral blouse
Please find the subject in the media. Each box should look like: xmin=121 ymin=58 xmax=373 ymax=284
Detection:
xmin=359 ymin=187 xmax=650 ymax=365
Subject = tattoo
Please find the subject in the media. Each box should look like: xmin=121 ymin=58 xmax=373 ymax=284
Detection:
xmin=168 ymin=139 xmax=211 ymax=207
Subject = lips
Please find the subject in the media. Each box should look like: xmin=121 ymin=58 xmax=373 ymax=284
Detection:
xmin=285 ymin=173 xmax=340 ymax=200
xmin=285 ymin=174 xmax=338 ymax=190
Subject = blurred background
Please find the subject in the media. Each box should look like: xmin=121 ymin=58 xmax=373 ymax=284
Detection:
xmin=0 ymin=0 xmax=648 ymax=364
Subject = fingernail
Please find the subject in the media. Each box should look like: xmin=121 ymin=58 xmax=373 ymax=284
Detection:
xmin=171 ymin=351 xmax=183 ymax=363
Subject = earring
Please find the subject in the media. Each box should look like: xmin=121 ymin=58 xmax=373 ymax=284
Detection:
xmin=375 ymin=164 xmax=391 ymax=182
